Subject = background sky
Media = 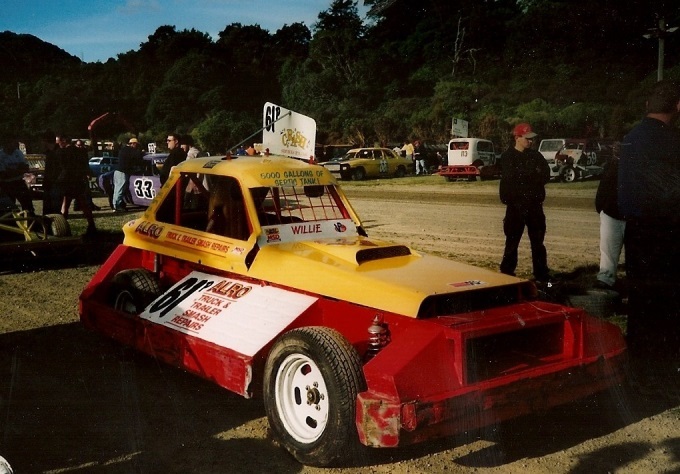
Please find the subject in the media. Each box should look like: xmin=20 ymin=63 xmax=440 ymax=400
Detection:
xmin=1 ymin=0 xmax=369 ymax=63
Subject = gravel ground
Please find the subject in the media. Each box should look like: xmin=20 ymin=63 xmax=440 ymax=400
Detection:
xmin=0 ymin=177 xmax=678 ymax=473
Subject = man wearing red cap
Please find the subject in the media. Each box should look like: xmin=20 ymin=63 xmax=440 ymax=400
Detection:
xmin=499 ymin=123 xmax=552 ymax=282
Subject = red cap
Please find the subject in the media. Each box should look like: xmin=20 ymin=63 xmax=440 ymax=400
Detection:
xmin=513 ymin=123 xmax=537 ymax=138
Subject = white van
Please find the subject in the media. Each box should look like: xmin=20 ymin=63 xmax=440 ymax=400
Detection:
xmin=538 ymin=139 xmax=567 ymax=179
xmin=438 ymin=138 xmax=497 ymax=181
xmin=538 ymin=138 xmax=566 ymax=162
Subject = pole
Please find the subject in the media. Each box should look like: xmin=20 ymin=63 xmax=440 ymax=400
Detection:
xmin=644 ymin=17 xmax=678 ymax=82
xmin=658 ymin=18 xmax=665 ymax=81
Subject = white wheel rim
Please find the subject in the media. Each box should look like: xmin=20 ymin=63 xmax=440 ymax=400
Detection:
xmin=274 ymin=353 xmax=329 ymax=444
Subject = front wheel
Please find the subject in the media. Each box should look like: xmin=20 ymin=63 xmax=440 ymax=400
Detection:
xmin=264 ymin=327 xmax=366 ymax=466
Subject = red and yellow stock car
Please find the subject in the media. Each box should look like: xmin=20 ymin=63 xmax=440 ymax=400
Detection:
xmin=80 ymin=153 xmax=626 ymax=466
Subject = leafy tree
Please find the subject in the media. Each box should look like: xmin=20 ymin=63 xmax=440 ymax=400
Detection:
xmin=193 ymin=111 xmax=259 ymax=154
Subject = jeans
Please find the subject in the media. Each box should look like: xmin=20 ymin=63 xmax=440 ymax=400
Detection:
xmin=112 ymin=170 xmax=129 ymax=209
xmin=415 ymin=159 xmax=426 ymax=175
xmin=597 ymin=211 xmax=625 ymax=287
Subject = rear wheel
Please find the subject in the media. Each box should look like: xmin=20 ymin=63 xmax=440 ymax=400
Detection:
xmin=394 ymin=166 xmax=406 ymax=178
xmin=264 ymin=327 xmax=366 ymax=466
xmin=111 ymin=268 xmax=161 ymax=314
xmin=561 ymin=166 xmax=578 ymax=183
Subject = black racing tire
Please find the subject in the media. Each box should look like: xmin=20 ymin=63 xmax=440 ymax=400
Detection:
xmin=111 ymin=268 xmax=162 ymax=314
xmin=351 ymin=167 xmax=366 ymax=181
xmin=263 ymin=327 xmax=366 ymax=467
xmin=394 ymin=166 xmax=406 ymax=178
xmin=45 ymin=213 xmax=71 ymax=237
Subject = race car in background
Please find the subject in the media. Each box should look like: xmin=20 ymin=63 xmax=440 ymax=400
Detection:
xmin=98 ymin=153 xmax=167 ymax=208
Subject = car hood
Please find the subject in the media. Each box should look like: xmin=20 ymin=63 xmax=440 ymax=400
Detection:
xmin=248 ymin=237 xmax=524 ymax=318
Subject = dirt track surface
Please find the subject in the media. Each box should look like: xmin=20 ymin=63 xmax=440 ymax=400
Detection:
xmin=1 ymin=177 xmax=679 ymax=473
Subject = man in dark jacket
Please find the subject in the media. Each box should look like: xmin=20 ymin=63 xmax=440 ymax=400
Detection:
xmin=499 ymin=123 xmax=551 ymax=282
xmin=113 ymin=137 xmax=143 ymax=212
xmin=54 ymin=134 xmax=97 ymax=236
xmin=159 ymin=133 xmax=187 ymax=185
xmin=618 ymin=80 xmax=680 ymax=361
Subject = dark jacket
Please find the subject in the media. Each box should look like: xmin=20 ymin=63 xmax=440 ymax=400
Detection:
xmin=619 ymin=116 xmax=680 ymax=222
xmin=499 ymin=146 xmax=550 ymax=206
xmin=159 ymin=147 xmax=187 ymax=185
xmin=117 ymin=145 xmax=143 ymax=174
xmin=54 ymin=144 xmax=90 ymax=189
xmin=595 ymin=156 xmax=621 ymax=219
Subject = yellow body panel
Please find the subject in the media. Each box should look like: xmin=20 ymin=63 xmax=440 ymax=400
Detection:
xmin=167 ymin=155 xmax=338 ymax=188
xmin=247 ymin=240 xmax=520 ymax=317
xmin=122 ymin=153 xmax=525 ymax=318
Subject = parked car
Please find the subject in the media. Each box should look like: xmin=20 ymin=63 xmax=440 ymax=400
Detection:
xmin=314 ymin=144 xmax=354 ymax=163
xmin=88 ymin=155 xmax=119 ymax=177
xmin=552 ymin=139 xmax=612 ymax=182
xmin=438 ymin=138 xmax=500 ymax=181
xmin=321 ymin=147 xmax=411 ymax=180
xmin=538 ymin=138 xmax=567 ymax=162
xmin=98 ymin=153 xmax=167 ymax=208
xmin=80 ymin=152 xmax=626 ymax=466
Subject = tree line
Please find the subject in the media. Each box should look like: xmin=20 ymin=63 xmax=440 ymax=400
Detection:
xmin=1 ymin=0 xmax=678 ymax=155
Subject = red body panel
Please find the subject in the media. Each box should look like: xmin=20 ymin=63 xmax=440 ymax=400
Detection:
xmin=437 ymin=165 xmax=480 ymax=179
xmin=80 ymin=245 xmax=626 ymax=448
xmin=354 ymin=303 xmax=626 ymax=447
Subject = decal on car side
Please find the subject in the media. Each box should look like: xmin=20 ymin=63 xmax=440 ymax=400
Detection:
xmin=140 ymin=271 xmax=317 ymax=356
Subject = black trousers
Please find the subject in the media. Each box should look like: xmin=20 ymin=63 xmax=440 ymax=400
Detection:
xmin=500 ymin=203 xmax=549 ymax=280
xmin=625 ymin=219 xmax=680 ymax=361
xmin=2 ymin=178 xmax=34 ymax=213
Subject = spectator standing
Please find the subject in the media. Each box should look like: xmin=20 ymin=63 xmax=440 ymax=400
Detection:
xmin=413 ymin=140 xmax=425 ymax=175
xmin=113 ymin=137 xmax=142 ymax=212
xmin=498 ymin=123 xmax=552 ymax=282
xmin=73 ymin=139 xmax=101 ymax=212
xmin=401 ymin=140 xmax=414 ymax=163
xmin=0 ymin=137 xmax=34 ymax=214
xmin=54 ymin=135 xmax=97 ymax=236
xmin=618 ymin=80 xmax=680 ymax=362
xmin=159 ymin=133 xmax=187 ymax=185
xmin=180 ymin=135 xmax=202 ymax=160
xmin=594 ymin=142 xmax=625 ymax=290
xmin=246 ymin=143 xmax=257 ymax=156
xmin=181 ymin=135 xmax=205 ymax=209
xmin=42 ymin=132 xmax=61 ymax=214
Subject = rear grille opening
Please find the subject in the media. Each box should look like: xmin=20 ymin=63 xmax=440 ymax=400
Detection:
xmin=466 ymin=323 xmax=564 ymax=383
xmin=420 ymin=284 xmax=534 ymax=317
